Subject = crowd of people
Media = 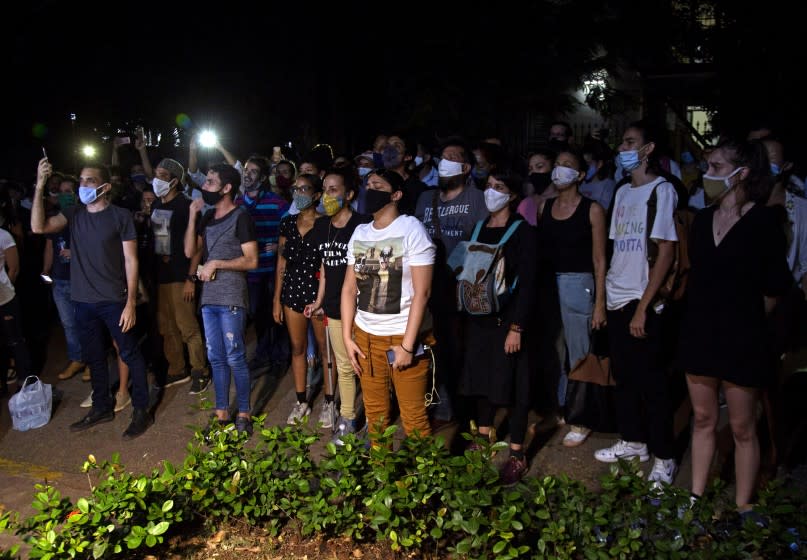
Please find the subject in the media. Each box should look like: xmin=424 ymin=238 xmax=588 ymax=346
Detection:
xmin=0 ymin=119 xmax=803 ymax=518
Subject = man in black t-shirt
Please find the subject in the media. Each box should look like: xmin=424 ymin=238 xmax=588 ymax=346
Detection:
xmin=32 ymin=158 xmax=153 ymax=440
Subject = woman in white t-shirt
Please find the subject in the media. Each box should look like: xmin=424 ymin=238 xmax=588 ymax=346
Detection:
xmin=341 ymin=169 xmax=435 ymax=440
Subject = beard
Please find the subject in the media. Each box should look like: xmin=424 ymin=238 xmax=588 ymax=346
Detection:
xmin=438 ymin=175 xmax=465 ymax=191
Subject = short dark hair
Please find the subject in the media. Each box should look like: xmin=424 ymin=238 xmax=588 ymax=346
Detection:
xmin=210 ymin=163 xmax=241 ymax=196
xmin=245 ymin=155 xmax=271 ymax=178
xmin=82 ymin=162 xmax=111 ymax=184
xmin=324 ymin=168 xmax=358 ymax=198
xmin=297 ymin=173 xmax=323 ymax=193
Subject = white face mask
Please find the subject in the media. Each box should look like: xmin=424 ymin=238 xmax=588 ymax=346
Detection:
xmin=438 ymin=158 xmax=463 ymax=178
xmin=551 ymin=165 xmax=580 ymax=187
xmin=414 ymin=156 xmax=424 ymax=167
xmin=484 ymin=187 xmax=511 ymax=213
xmin=152 ymin=177 xmax=172 ymax=197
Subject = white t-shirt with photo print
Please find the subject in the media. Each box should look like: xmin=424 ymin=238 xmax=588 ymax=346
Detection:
xmin=606 ymin=176 xmax=678 ymax=310
xmin=346 ymin=214 xmax=435 ymax=336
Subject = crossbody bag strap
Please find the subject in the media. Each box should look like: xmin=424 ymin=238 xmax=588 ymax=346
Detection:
xmin=431 ymin=190 xmax=442 ymax=240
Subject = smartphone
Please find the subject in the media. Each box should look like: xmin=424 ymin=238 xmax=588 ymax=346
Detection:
xmin=118 ymin=136 xmax=131 ymax=145
xmin=386 ymin=344 xmax=426 ymax=364
xmin=40 ymin=274 xmax=53 ymax=284
xmin=42 ymin=147 xmax=47 ymax=159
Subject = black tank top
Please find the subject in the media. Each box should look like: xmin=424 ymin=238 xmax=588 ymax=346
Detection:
xmin=540 ymin=196 xmax=594 ymax=273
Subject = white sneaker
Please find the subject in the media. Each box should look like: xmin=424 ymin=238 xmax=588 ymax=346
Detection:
xmin=317 ymin=400 xmax=337 ymax=429
xmin=562 ymin=426 xmax=592 ymax=448
xmin=647 ymin=457 xmax=678 ymax=485
xmin=594 ymin=439 xmax=650 ymax=463
xmin=80 ymin=391 xmax=93 ymax=408
xmin=114 ymin=391 xmax=131 ymax=413
xmin=286 ymin=401 xmax=311 ymax=425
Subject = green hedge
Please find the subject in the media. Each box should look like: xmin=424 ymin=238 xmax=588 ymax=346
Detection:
xmin=1 ymin=417 xmax=805 ymax=559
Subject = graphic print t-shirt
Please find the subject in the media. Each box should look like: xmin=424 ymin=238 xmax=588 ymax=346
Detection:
xmin=346 ymin=215 xmax=435 ymax=335
xmin=606 ymin=177 xmax=678 ymax=310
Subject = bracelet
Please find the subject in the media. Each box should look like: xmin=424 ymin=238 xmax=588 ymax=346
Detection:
xmin=509 ymin=323 xmax=524 ymax=333
xmin=400 ymin=344 xmax=414 ymax=354
xmin=186 ymin=274 xmax=197 ymax=282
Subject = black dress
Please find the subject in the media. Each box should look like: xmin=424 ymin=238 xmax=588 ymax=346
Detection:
xmin=459 ymin=216 xmax=537 ymax=404
xmin=679 ymin=204 xmax=791 ymax=388
xmin=279 ymin=214 xmax=320 ymax=313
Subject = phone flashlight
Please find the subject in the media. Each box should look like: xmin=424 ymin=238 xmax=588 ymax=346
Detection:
xmin=199 ymin=130 xmax=217 ymax=148
xmin=40 ymin=274 xmax=53 ymax=284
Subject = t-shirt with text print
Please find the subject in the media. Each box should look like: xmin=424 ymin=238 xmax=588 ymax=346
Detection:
xmin=606 ymin=176 xmax=678 ymax=310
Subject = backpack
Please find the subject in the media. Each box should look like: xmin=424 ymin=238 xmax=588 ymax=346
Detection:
xmin=446 ymin=219 xmax=523 ymax=315
xmin=646 ymin=181 xmax=694 ymax=304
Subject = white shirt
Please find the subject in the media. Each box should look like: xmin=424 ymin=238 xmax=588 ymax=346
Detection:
xmin=0 ymin=229 xmax=17 ymax=306
xmin=347 ymin=215 xmax=435 ymax=335
xmin=785 ymin=191 xmax=807 ymax=285
xmin=606 ymin=177 xmax=678 ymax=310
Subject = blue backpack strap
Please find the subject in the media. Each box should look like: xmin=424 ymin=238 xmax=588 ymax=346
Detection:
xmin=469 ymin=219 xmax=485 ymax=241
xmin=498 ymin=219 xmax=523 ymax=246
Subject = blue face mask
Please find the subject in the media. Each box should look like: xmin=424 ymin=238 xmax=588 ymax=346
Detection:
xmin=358 ymin=167 xmax=372 ymax=177
xmin=585 ymin=162 xmax=598 ymax=181
xmin=78 ymin=184 xmax=105 ymax=205
xmin=414 ymin=156 xmax=424 ymax=167
xmin=771 ymin=163 xmax=781 ymax=176
xmin=618 ymin=150 xmax=641 ymax=172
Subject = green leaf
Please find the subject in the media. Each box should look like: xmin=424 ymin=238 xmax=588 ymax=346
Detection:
xmin=92 ymin=541 xmax=107 ymax=559
xmin=149 ymin=521 xmax=170 ymax=536
xmin=77 ymin=497 xmax=89 ymax=513
xmin=161 ymin=500 xmax=174 ymax=513
xmin=145 ymin=534 xmax=157 ymax=547
xmin=493 ymin=541 xmax=507 ymax=554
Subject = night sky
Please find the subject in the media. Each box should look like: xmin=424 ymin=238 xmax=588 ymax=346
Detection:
xmin=4 ymin=1 xmax=805 ymax=181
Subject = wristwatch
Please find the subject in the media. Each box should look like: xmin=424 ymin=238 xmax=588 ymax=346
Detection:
xmin=186 ymin=274 xmax=197 ymax=282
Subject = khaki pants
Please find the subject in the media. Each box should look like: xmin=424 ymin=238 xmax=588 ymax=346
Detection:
xmin=157 ymin=282 xmax=206 ymax=376
xmin=352 ymin=326 xmax=433 ymax=438
xmin=327 ymin=318 xmax=358 ymax=420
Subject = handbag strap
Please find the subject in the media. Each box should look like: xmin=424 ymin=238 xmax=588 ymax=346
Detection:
xmin=431 ymin=190 xmax=442 ymax=240
xmin=498 ymin=219 xmax=523 ymax=246
xmin=469 ymin=220 xmax=484 ymax=241
xmin=22 ymin=376 xmax=40 ymax=389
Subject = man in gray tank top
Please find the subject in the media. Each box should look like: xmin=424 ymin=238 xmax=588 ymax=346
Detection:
xmin=184 ymin=164 xmax=258 ymax=435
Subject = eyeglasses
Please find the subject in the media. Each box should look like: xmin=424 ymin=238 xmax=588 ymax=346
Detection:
xmin=292 ymin=185 xmax=312 ymax=193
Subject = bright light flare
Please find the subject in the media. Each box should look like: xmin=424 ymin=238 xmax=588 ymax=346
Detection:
xmin=81 ymin=145 xmax=97 ymax=158
xmin=199 ymin=130 xmax=217 ymax=148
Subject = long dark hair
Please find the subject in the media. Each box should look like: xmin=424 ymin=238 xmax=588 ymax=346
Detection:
xmin=715 ymin=137 xmax=773 ymax=205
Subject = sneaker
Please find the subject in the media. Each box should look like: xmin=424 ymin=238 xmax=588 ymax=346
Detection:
xmin=80 ymin=391 xmax=94 ymax=408
xmin=499 ymin=455 xmax=528 ymax=486
xmin=318 ymin=400 xmax=337 ymax=429
xmin=562 ymin=426 xmax=592 ymax=448
xmin=594 ymin=440 xmax=650 ymax=463
xmin=234 ymin=416 xmax=253 ymax=436
xmin=114 ymin=391 xmax=131 ymax=412
xmin=647 ymin=457 xmax=678 ymax=485
xmin=69 ymin=408 xmax=114 ymax=432
xmin=122 ymin=408 xmax=153 ymax=440
xmin=331 ymin=416 xmax=357 ymax=446
xmin=286 ymin=401 xmax=311 ymax=425
xmin=57 ymin=361 xmax=86 ymax=380
xmin=188 ymin=371 xmax=210 ymax=395
xmin=164 ymin=371 xmax=191 ymax=388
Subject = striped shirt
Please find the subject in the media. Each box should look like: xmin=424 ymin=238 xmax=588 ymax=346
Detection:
xmin=236 ymin=190 xmax=290 ymax=281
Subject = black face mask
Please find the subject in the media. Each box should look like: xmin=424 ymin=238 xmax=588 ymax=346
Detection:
xmin=202 ymin=189 xmax=224 ymax=206
xmin=529 ymin=172 xmax=553 ymax=195
xmin=365 ymin=189 xmax=393 ymax=214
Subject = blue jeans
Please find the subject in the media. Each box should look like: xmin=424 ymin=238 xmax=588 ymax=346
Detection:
xmin=556 ymin=272 xmax=594 ymax=407
xmin=75 ymin=301 xmax=148 ymax=411
xmin=201 ymin=304 xmax=250 ymax=414
xmin=52 ymin=279 xmax=82 ymax=363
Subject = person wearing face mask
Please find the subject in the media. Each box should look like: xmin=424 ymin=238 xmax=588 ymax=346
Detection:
xmin=341 ymin=168 xmax=436 ymax=442
xmin=148 ymin=158 xmax=209 ymax=392
xmin=235 ymin=156 xmax=290 ymax=376
xmin=596 ymin=121 xmax=680 ymax=486
xmin=458 ymin=170 xmax=537 ymax=485
xmin=579 ymin=140 xmax=617 ymax=211
xmin=305 ymin=169 xmax=372 ymax=438
xmin=414 ymin=137 xmax=488 ymax=431
xmin=273 ymin=174 xmax=329 ymax=425
xmin=679 ymin=137 xmax=790 ymax=515
xmin=381 ymin=134 xmax=426 ymax=216
xmin=184 ymin=164 xmax=259 ymax=436
xmin=32 ymin=158 xmax=153 ymax=440
xmin=353 ymin=152 xmax=377 ymax=214
xmin=518 ymin=151 xmax=557 ymax=226
xmin=536 ymin=149 xmax=607 ymax=447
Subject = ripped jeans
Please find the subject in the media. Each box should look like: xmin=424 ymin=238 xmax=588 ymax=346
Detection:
xmin=201 ymin=305 xmax=250 ymax=414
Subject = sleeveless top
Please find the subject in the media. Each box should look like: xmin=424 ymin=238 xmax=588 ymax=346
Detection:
xmin=540 ymin=196 xmax=593 ymax=273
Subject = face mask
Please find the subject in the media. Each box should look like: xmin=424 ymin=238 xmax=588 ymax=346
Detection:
xmin=484 ymin=188 xmax=511 ymax=213
xmin=293 ymin=192 xmax=314 ymax=210
xmin=358 ymin=167 xmax=372 ymax=177
xmin=551 ymin=165 xmax=580 ymax=187
xmin=364 ymin=189 xmax=392 ymax=214
xmin=57 ymin=192 xmax=77 ymax=209
xmin=585 ymin=162 xmax=598 ymax=181
xmin=771 ymin=163 xmax=781 ymax=176
xmin=702 ymin=167 xmax=744 ymax=200
xmin=318 ymin=193 xmax=344 ymax=216
xmin=372 ymin=152 xmax=385 ymax=168
xmin=152 ymin=177 xmax=172 ymax=197
xmin=78 ymin=184 xmax=106 ymax=205
xmin=529 ymin=172 xmax=552 ymax=195
xmin=276 ymin=176 xmax=293 ymax=191
xmin=130 ymin=173 xmax=147 ymax=184
xmin=422 ymin=166 xmax=438 ymax=186
xmin=471 ymin=166 xmax=489 ymax=182
xmin=414 ymin=156 xmax=424 ymax=167
xmin=618 ymin=149 xmax=642 ymax=172
xmin=202 ymin=189 xmax=224 ymax=206
xmin=438 ymin=158 xmax=464 ymax=178
xmin=382 ymin=145 xmax=403 ymax=169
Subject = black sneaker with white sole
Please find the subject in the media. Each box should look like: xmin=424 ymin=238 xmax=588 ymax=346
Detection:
xmin=188 ymin=371 xmax=210 ymax=394
xmin=164 ymin=371 xmax=191 ymax=388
